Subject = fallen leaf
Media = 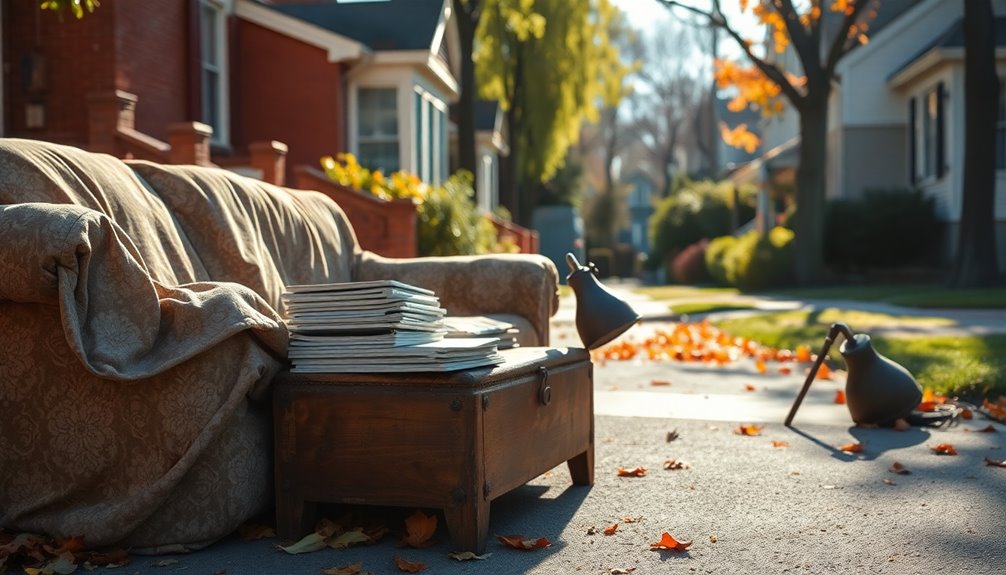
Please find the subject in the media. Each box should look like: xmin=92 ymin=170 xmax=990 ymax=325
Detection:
xmin=708 ymin=535 xmax=717 ymax=543
xmin=322 ymin=562 xmax=364 ymax=575
xmin=24 ymin=552 xmax=77 ymax=575
xmin=586 ymin=526 xmax=597 ymax=535
xmin=616 ymin=466 xmax=647 ymax=477
xmin=651 ymin=379 xmax=672 ymax=386
xmin=315 ymin=517 xmax=341 ymax=538
xmin=893 ymin=418 xmax=911 ymax=432
xmin=744 ymin=384 xmax=756 ymax=392
xmin=833 ymin=389 xmax=846 ymax=404
xmin=734 ymin=424 xmax=763 ymax=436
xmin=666 ymin=429 xmax=680 ymax=442
xmin=961 ymin=408 xmax=973 ymax=420
xmin=609 ymin=568 xmax=637 ymax=574
xmin=838 ymin=442 xmax=864 ymax=454
xmin=778 ymin=365 xmax=792 ymax=375
xmin=328 ymin=530 xmax=373 ymax=550
xmin=496 ymin=535 xmax=551 ymax=550
xmin=985 ymin=457 xmax=1006 ymax=468
xmin=771 ymin=440 xmax=789 ymax=448
xmin=622 ymin=516 xmax=643 ymax=523
xmin=930 ymin=443 xmax=958 ymax=456
xmin=152 ymin=559 xmax=179 ymax=567
xmin=238 ymin=524 xmax=275 ymax=540
xmin=649 ymin=532 xmax=692 ymax=552
xmin=402 ymin=510 xmax=437 ymax=548
xmin=795 ymin=345 xmax=812 ymax=362
xmin=83 ymin=548 xmax=129 ymax=568
xmin=977 ymin=424 xmax=999 ymax=433
xmin=603 ymin=523 xmax=619 ymax=536
xmin=889 ymin=462 xmax=911 ymax=475
xmin=882 ymin=478 xmax=896 ymax=485
xmin=394 ymin=555 xmax=427 ymax=572
xmin=662 ymin=459 xmax=690 ymax=470
xmin=815 ymin=362 xmax=832 ymax=380
xmin=448 ymin=551 xmax=491 ymax=561
xmin=755 ymin=359 xmax=767 ymax=374
xmin=276 ymin=532 xmax=327 ymax=554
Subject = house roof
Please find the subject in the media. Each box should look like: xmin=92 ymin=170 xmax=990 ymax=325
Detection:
xmin=264 ymin=0 xmax=446 ymax=52
xmin=473 ymin=100 xmax=500 ymax=132
xmin=889 ymin=16 xmax=1006 ymax=84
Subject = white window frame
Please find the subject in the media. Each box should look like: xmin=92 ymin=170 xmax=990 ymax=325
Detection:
xmin=913 ymin=84 xmax=944 ymax=182
xmin=356 ymin=86 xmax=401 ymax=173
xmin=199 ymin=0 xmax=231 ymax=147
xmin=998 ymin=78 xmax=1006 ymax=171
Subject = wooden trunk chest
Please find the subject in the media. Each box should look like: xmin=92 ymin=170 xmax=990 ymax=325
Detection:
xmin=272 ymin=347 xmax=594 ymax=553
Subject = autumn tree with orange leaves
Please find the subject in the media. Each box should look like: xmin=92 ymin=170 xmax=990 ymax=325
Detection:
xmin=660 ymin=0 xmax=877 ymax=285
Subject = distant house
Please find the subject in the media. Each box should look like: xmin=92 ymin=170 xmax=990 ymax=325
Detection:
xmin=732 ymin=0 xmax=1006 ymax=271
xmin=0 ymin=0 xmax=460 ymax=186
xmin=616 ymin=169 xmax=657 ymax=255
xmin=468 ymin=99 xmax=507 ymax=214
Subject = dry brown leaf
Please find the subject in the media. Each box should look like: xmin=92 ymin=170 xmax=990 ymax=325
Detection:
xmin=734 ymin=424 xmax=763 ymax=436
xmin=24 ymin=552 xmax=77 ymax=575
xmin=666 ymin=429 xmax=679 ymax=442
xmin=496 ymin=535 xmax=551 ymax=550
xmin=839 ymin=442 xmax=864 ymax=454
xmin=152 ymin=558 xmax=179 ymax=567
xmin=322 ymin=562 xmax=365 ymax=575
xmin=402 ymin=510 xmax=437 ymax=548
xmin=744 ymin=384 xmax=756 ymax=392
xmin=83 ymin=548 xmax=129 ymax=568
xmin=609 ymin=568 xmax=637 ymax=574
xmin=985 ymin=457 xmax=1006 ymax=468
xmin=662 ymin=459 xmax=690 ymax=470
xmin=930 ymin=443 xmax=958 ymax=456
xmin=622 ymin=516 xmax=643 ymax=523
xmin=649 ymin=532 xmax=692 ymax=552
xmin=616 ymin=466 xmax=647 ymax=477
xmin=328 ymin=530 xmax=372 ymax=550
xmin=771 ymin=440 xmax=790 ymax=449
xmin=833 ymin=389 xmax=846 ymax=404
xmin=394 ymin=556 xmax=427 ymax=572
xmin=778 ymin=365 xmax=792 ymax=375
xmin=708 ymin=535 xmax=717 ymax=543
xmin=448 ymin=551 xmax=491 ymax=561
xmin=276 ymin=532 xmax=327 ymax=554
xmin=237 ymin=523 xmax=275 ymax=541
xmin=651 ymin=379 xmax=672 ymax=387
xmin=603 ymin=523 xmax=619 ymax=536
xmin=586 ymin=526 xmax=597 ymax=535
xmin=976 ymin=424 xmax=999 ymax=433
xmin=889 ymin=462 xmax=911 ymax=475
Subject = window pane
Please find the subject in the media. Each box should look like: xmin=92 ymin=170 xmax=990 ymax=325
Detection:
xmin=359 ymin=88 xmax=398 ymax=137
xmin=203 ymin=69 xmax=219 ymax=133
xmin=201 ymin=5 xmax=218 ymax=67
xmin=359 ymin=142 xmax=400 ymax=173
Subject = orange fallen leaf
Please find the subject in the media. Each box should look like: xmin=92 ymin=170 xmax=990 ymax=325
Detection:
xmin=402 ymin=510 xmax=437 ymax=548
xmin=889 ymin=462 xmax=911 ymax=475
xmin=649 ymin=532 xmax=692 ymax=552
xmin=815 ymin=363 xmax=832 ymax=380
xmin=983 ymin=399 xmax=1006 ymax=421
xmin=83 ymin=548 xmax=130 ymax=568
xmin=744 ymin=384 xmax=756 ymax=392
xmin=930 ymin=443 xmax=958 ymax=455
xmin=755 ymin=359 xmax=767 ymax=374
xmin=663 ymin=459 xmax=690 ymax=470
xmin=985 ymin=457 xmax=1006 ymax=468
xmin=961 ymin=408 xmax=973 ymax=420
xmin=497 ymin=535 xmax=551 ymax=550
xmin=976 ymin=424 xmax=998 ymax=433
xmin=771 ymin=440 xmax=789 ymax=448
xmin=833 ymin=389 xmax=846 ymax=405
xmin=916 ymin=401 xmax=938 ymax=413
xmin=616 ymin=466 xmax=647 ymax=477
xmin=603 ymin=523 xmax=619 ymax=536
xmin=778 ymin=365 xmax=792 ymax=375
xmin=622 ymin=516 xmax=643 ymax=523
xmin=322 ymin=563 xmax=364 ymax=575
xmin=795 ymin=345 xmax=812 ymax=363
xmin=839 ymin=442 xmax=864 ymax=454
xmin=734 ymin=424 xmax=763 ymax=436
xmin=651 ymin=379 xmax=672 ymax=387
xmin=394 ymin=556 xmax=427 ymax=572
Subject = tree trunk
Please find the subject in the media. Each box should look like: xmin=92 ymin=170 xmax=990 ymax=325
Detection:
xmin=793 ymin=92 xmax=829 ymax=286
xmin=452 ymin=0 xmax=478 ymax=176
xmin=951 ymin=0 xmax=1002 ymax=287
xmin=499 ymin=51 xmax=525 ymax=224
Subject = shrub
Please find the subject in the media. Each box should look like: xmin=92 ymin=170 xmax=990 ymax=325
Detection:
xmin=648 ymin=180 xmax=756 ymax=269
xmin=417 ymin=172 xmax=497 ymax=256
xmin=671 ymin=239 xmax=710 ymax=284
xmin=825 ymin=189 xmax=943 ymax=271
xmin=705 ymin=235 xmax=738 ymax=286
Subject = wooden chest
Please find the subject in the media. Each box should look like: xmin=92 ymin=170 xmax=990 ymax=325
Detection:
xmin=272 ymin=347 xmax=593 ymax=553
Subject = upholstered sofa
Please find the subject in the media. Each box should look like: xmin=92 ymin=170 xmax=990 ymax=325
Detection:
xmin=0 ymin=138 xmax=559 ymax=553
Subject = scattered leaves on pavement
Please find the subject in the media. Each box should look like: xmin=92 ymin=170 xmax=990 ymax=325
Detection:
xmin=394 ymin=555 xmax=426 ymax=572
xmin=322 ymin=562 xmax=365 ymax=575
xmin=649 ymin=532 xmax=692 ymax=552
xmin=603 ymin=523 xmax=619 ymax=536
xmin=448 ymin=551 xmax=491 ymax=561
xmin=889 ymin=462 xmax=911 ymax=475
xmin=838 ymin=442 xmax=864 ymax=454
xmin=985 ymin=457 xmax=1006 ymax=468
xmin=402 ymin=510 xmax=437 ymax=548
xmin=663 ymin=459 xmax=690 ymax=470
xmin=734 ymin=424 xmax=763 ymax=436
xmin=930 ymin=443 xmax=958 ymax=456
xmin=982 ymin=398 xmax=1006 ymax=422
xmin=497 ymin=535 xmax=551 ymax=550
xmin=616 ymin=466 xmax=647 ymax=477
xmin=0 ymin=532 xmax=131 ymax=573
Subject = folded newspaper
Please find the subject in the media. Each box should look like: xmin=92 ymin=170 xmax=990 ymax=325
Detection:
xmin=282 ymin=280 xmax=505 ymax=372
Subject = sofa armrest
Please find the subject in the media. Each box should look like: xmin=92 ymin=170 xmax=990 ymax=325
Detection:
xmin=355 ymin=252 xmax=559 ymax=346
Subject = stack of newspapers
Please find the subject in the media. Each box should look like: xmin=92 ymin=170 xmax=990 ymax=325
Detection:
xmin=282 ymin=280 xmax=505 ymax=373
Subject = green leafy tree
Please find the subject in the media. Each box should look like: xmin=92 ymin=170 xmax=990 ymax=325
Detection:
xmin=475 ymin=0 xmax=632 ymax=225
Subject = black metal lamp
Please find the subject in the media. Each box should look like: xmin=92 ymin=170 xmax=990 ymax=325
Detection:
xmin=565 ymin=252 xmax=641 ymax=350
xmin=785 ymin=322 xmax=923 ymax=427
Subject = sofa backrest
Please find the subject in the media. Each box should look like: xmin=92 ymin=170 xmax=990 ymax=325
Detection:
xmin=0 ymin=138 xmax=361 ymax=313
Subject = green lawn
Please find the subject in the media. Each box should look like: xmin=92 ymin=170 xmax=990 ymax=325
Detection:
xmin=762 ymin=283 xmax=1006 ymax=309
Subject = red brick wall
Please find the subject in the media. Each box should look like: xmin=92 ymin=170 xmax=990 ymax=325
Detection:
xmin=233 ymin=20 xmax=345 ymax=180
xmin=114 ymin=0 xmax=190 ymax=141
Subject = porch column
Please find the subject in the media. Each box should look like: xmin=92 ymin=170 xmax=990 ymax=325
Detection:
xmin=250 ymin=140 xmax=289 ymax=186
xmin=168 ymin=122 xmax=213 ymax=166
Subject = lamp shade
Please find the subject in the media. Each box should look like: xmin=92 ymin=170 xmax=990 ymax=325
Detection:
xmin=840 ymin=333 xmax=923 ymax=425
xmin=566 ymin=253 xmax=640 ymax=350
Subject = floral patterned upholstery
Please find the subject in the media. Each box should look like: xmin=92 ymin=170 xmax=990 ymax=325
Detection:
xmin=0 ymin=138 xmax=558 ymax=552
